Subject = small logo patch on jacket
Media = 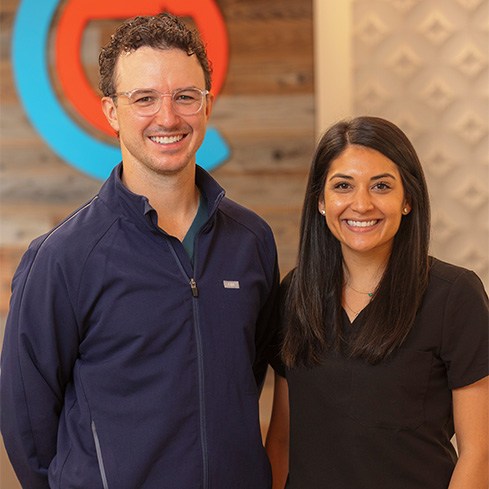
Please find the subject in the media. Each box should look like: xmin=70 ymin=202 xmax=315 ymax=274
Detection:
xmin=223 ymin=280 xmax=240 ymax=289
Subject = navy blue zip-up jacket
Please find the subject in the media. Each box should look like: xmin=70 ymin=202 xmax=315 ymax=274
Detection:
xmin=1 ymin=164 xmax=280 ymax=489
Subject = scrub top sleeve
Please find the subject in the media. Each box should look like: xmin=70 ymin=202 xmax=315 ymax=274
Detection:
xmin=268 ymin=271 xmax=296 ymax=379
xmin=268 ymin=291 xmax=286 ymax=379
xmin=269 ymin=357 xmax=287 ymax=379
xmin=442 ymin=269 xmax=489 ymax=389
xmin=265 ymin=299 xmax=286 ymax=379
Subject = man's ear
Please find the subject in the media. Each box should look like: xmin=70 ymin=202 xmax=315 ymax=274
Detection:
xmin=101 ymin=97 xmax=120 ymax=133
xmin=204 ymin=92 xmax=214 ymax=120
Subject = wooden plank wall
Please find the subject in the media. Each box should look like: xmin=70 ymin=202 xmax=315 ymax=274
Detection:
xmin=0 ymin=1 xmax=314 ymax=485
xmin=0 ymin=0 xmax=315 ymax=318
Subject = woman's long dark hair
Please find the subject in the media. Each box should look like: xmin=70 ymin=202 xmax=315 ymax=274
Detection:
xmin=282 ymin=116 xmax=431 ymax=366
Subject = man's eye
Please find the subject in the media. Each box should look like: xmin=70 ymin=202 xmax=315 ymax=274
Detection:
xmin=175 ymin=91 xmax=198 ymax=103
xmin=132 ymin=93 xmax=156 ymax=104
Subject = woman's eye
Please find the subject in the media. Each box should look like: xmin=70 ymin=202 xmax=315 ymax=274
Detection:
xmin=333 ymin=182 xmax=351 ymax=190
xmin=373 ymin=182 xmax=391 ymax=191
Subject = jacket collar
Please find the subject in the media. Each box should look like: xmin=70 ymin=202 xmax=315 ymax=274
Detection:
xmin=98 ymin=163 xmax=226 ymax=228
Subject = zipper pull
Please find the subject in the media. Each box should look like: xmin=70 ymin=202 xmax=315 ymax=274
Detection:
xmin=190 ymin=278 xmax=199 ymax=297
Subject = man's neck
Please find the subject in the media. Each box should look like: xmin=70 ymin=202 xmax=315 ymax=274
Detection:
xmin=122 ymin=163 xmax=201 ymax=241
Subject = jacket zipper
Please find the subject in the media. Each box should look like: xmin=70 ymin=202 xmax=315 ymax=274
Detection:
xmin=91 ymin=421 xmax=109 ymax=489
xmin=190 ymin=279 xmax=208 ymax=488
xmin=167 ymin=242 xmax=208 ymax=488
xmin=190 ymin=278 xmax=199 ymax=297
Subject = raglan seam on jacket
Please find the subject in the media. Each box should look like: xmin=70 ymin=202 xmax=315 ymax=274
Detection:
xmin=217 ymin=201 xmax=278 ymax=287
xmin=7 ymin=196 xmax=103 ymax=477
xmin=73 ymin=216 xmax=124 ymax=327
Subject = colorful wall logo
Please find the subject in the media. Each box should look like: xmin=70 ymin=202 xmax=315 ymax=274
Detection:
xmin=12 ymin=0 xmax=230 ymax=180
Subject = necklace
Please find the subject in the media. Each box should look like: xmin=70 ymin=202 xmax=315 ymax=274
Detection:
xmin=345 ymin=282 xmax=374 ymax=297
xmin=343 ymin=300 xmax=361 ymax=318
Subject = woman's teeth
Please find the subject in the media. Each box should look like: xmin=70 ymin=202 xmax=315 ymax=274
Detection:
xmin=346 ymin=220 xmax=378 ymax=227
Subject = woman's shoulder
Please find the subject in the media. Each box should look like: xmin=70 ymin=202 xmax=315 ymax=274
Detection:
xmin=429 ymin=257 xmax=485 ymax=288
xmin=428 ymin=257 xmax=487 ymax=305
xmin=280 ymin=268 xmax=296 ymax=288
xmin=426 ymin=259 xmax=488 ymax=389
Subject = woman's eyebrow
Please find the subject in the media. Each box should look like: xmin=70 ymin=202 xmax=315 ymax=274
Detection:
xmin=328 ymin=173 xmax=353 ymax=181
xmin=328 ymin=172 xmax=396 ymax=181
xmin=370 ymin=173 xmax=396 ymax=181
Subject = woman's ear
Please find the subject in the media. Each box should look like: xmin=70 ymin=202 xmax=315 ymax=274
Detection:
xmin=101 ymin=97 xmax=120 ymax=133
xmin=318 ymin=199 xmax=326 ymax=216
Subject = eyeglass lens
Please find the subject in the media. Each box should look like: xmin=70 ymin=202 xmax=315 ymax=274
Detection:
xmin=126 ymin=88 xmax=206 ymax=116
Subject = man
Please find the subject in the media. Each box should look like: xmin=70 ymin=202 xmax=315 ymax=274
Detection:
xmin=1 ymin=14 xmax=279 ymax=489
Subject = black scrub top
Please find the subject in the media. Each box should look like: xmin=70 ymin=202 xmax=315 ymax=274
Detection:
xmin=274 ymin=258 xmax=488 ymax=489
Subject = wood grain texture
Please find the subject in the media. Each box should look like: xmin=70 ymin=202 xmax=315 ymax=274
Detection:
xmin=1 ymin=3 xmax=314 ymax=485
xmin=0 ymin=0 xmax=314 ymax=309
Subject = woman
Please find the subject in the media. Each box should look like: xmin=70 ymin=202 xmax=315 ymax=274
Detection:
xmin=266 ymin=116 xmax=488 ymax=489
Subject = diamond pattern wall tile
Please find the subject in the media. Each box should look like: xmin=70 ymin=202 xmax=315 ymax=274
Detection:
xmin=355 ymin=81 xmax=391 ymax=112
xmin=354 ymin=14 xmax=389 ymax=46
xmin=353 ymin=0 xmax=489 ymax=286
xmin=392 ymin=0 xmax=422 ymax=13
xmin=452 ymin=177 xmax=489 ymax=211
xmin=451 ymin=43 xmax=488 ymax=78
xmin=453 ymin=112 xmax=488 ymax=144
xmin=418 ymin=11 xmax=455 ymax=45
xmin=420 ymin=78 xmax=456 ymax=110
xmin=431 ymin=211 xmax=460 ymax=242
xmin=393 ymin=112 xmax=423 ymax=140
xmin=457 ymin=245 xmax=489 ymax=273
xmin=455 ymin=0 xmax=485 ymax=11
xmin=387 ymin=45 xmax=423 ymax=78
xmin=423 ymin=148 xmax=455 ymax=177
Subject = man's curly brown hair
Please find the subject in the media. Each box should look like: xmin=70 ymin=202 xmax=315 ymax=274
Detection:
xmin=98 ymin=13 xmax=212 ymax=97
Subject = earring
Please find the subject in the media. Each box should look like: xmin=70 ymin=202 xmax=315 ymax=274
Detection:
xmin=403 ymin=207 xmax=409 ymax=215
xmin=320 ymin=209 xmax=326 ymax=215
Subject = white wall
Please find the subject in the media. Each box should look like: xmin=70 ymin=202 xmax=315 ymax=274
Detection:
xmin=314 ymin=0 xmax=489 ymax=287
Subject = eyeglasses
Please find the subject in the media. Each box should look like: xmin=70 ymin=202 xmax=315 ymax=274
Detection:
xmin=111 ymin=87 xmax=209 ymax=117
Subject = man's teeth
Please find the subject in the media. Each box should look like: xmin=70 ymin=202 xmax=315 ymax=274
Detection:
xmin=346 ymin=220 xmax=378 ymax=227
xmin=150 ymin=135 xmax=183 ymax=144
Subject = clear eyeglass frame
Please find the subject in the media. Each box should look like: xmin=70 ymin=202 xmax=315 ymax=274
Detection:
xmin=110 ymin=87 xmax=210 ymax=117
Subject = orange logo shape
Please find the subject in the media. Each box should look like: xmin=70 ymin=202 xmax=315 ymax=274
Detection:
xmin=55 ymin=0 xmax=229 ymax=137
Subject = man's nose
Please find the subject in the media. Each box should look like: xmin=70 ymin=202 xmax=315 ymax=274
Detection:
xmin=154 ymin=95 xmax=180 ymax=125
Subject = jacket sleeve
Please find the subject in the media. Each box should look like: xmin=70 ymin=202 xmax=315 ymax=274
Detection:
xmin=252 ymin=230 xmax=281 ymax=393
xmin=0 ymin=242 xmax=80 ymax=488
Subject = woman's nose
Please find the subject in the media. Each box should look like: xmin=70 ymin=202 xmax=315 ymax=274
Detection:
xmin=351 ymin=189 xmax=374 ymax=212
